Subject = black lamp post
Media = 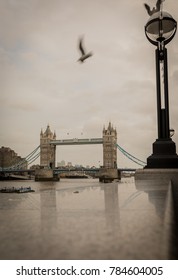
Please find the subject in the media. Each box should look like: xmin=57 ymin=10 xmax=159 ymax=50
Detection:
xmin=145 ymin=10 xmax=178 ymax=168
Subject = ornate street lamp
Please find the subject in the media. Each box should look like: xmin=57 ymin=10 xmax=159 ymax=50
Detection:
xmin=144 ymin=8 xmax=178 ymax=168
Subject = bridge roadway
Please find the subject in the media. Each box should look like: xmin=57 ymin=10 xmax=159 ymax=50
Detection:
xmin=0 ymin=168 xmax=136 ymax=174
xmin=50 ymin=138 xmax=103 ymax=145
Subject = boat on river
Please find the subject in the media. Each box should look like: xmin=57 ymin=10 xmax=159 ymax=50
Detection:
xmin=0 ymin=186 xmax=35 ymax=193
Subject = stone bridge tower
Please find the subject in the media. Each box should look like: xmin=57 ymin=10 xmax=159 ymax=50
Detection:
xmin=103 ymin=122 xmax=117 ymax=168
xmin=40 ymin=125 xmax=56 ymax=168
xmin=99 ymin=122 xmax=118 ymax=182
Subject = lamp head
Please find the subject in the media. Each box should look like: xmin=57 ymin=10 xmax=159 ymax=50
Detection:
xmin=145 ymin=11 xmax=177 ymax=46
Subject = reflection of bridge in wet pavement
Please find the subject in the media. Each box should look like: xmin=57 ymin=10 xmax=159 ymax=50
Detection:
xmin=0 ymin=177 xmax=177 ymax=260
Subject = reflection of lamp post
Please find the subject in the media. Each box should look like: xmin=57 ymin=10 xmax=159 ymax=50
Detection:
xmin=145 ymin=10 xmax=178 ymax=168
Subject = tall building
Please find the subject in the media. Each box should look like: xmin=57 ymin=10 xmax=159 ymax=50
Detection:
xmin=40 ymin=125 xmax=56 ymax=168
xmin=57 ymin=160 xmax=66 ymax=167
xmin=103 ymin=122 xmax=117 ymax=168
xmin=0 ymin=146 xmax=27 ymax=169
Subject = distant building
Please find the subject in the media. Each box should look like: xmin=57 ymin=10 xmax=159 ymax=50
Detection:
xmin=57 ymin=160 xmax=66 ymax=167
xmin=67 ymin=162 xmax=72 ymax=167
xmin=0 ymin=146 xmax=27 ymax=169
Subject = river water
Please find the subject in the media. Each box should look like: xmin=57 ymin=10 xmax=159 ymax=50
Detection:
xmin=0 ymin=177 xmax=168 ymax=259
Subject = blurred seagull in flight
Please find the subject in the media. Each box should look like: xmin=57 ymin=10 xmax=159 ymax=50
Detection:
xmin=144 ymin=0 xmax=164 ymax=16
xmin=78 ymin=36 xmax=93 ymax=63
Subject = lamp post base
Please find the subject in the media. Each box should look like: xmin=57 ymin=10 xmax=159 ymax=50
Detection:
xmin=145 ymin=139 xmax=178 ymax=168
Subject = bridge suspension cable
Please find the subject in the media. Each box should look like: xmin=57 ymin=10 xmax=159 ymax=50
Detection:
xmin=3 ymin=146 xmax=40 ymax=170
xmin=1 ymin=143 xmax=146 ymax=171
xmin=26 ymin=152 xmax=40 ymax=166
xmin=116 ymin=144 xmax=146 ymax=167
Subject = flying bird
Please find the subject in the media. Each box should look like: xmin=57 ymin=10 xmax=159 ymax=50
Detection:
xmin=144 ymin=0 xmax=164 ymax=16
xmin=77 ymin=36 xmax=93 ymax=63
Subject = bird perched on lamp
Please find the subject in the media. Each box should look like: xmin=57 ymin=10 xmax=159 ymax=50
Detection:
xmin=144 ymin=0 xmax=165 ymax=16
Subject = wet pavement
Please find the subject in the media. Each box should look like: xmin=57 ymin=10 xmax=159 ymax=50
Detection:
xmin=0 ymin=177 xmax=176 ymax=259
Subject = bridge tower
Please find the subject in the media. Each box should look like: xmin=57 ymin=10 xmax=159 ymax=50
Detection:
xmin=103 ymin=122 xmax=117 ymax=168
xmin=40 ymin=125 xmax=56 ymax=168
xmin=99 ymin=122 xmax=118 ymax=182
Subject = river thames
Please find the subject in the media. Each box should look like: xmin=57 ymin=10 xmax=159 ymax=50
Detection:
xmin=0 ymin=177 xmax=170 ymax=260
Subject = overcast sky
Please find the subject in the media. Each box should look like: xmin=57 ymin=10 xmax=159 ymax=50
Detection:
xmin=0 ymin=0 xmax=178 ymax=168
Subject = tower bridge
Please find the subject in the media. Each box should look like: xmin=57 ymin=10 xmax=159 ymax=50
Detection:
xmin=0 ymin=123 xmax=146 ymax=181
xmin=37 ymin=123 xmax=118 ymax=181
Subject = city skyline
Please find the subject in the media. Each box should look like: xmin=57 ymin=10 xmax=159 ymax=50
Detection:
xmin=0 ymin=0 xmax=178 ymax=168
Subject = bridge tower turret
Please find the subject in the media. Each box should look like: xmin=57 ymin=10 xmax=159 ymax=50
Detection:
xmin=40 ymin=125 xmax=56 ymax=169
xmin=102 ymin=122 xmax=117 ymax=169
